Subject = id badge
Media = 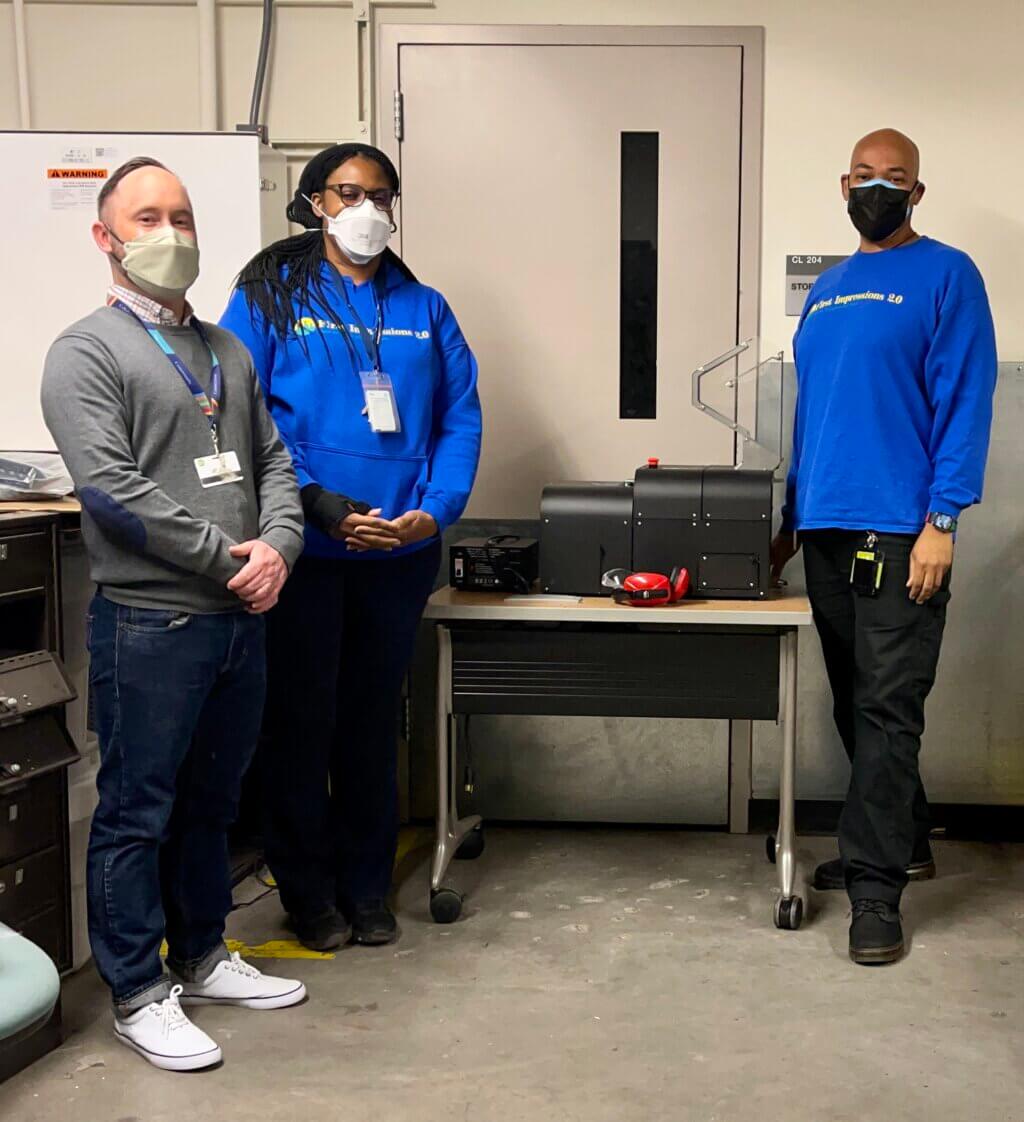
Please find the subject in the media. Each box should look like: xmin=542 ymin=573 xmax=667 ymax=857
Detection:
xmin=194 ymin=450 xmax=244 ymax=488
xmin=850 ymin=549 xmax=885 ymax=597
xmin=360 ymin=371 xmax=401 ymax=434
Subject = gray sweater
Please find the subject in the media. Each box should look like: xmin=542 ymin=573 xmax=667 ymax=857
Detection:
xmin=42 ymin=306 xmax=304 ymax=613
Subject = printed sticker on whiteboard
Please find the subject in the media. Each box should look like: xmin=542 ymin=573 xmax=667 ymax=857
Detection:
xmin=61 ymin=146 xmax=92 ymax=165
xmin=47 ymin=167 xmax=109 ymax=211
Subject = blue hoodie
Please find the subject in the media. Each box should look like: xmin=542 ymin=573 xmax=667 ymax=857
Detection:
xmin=221 ymin=258 xmax=481 ymax=559
xmin=783 ymin=237 xmax=997 ymax=535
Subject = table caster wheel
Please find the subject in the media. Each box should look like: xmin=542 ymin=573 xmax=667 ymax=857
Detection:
xmin=766 ymin=834 xmax=777 ymax=864
xmin=774 ymin=895 xmax=803 ymax=930
xmin=455 ymin=825 xmax=485 ymax=861
xmin=430 ymin=888 xmax=463 ymax=924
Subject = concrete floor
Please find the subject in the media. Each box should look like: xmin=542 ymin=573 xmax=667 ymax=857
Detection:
xmin=2 ymin=829 xmax=1022 ymax=1122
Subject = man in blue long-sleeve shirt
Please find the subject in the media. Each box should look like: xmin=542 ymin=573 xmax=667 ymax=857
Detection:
xmin=772 ymin=129 xmax=997 ymax=965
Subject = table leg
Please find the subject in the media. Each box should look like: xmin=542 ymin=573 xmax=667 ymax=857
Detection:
xmin=429 ymin=625 xmax=481 ymax=923
xmin=773 ymin=628 xmax=803 ymax=930
xmin=728 ymin=720 xmax=752 ymax=834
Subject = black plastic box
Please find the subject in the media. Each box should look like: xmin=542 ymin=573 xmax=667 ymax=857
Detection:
xmin=540 ymin=465 xmax=773 ymax=600
xmin=539 ymin=482 xmax=633 ymax=596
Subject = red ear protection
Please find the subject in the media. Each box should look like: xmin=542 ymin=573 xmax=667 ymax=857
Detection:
xmin=669 ymin=566 xmax=690 ymax=601
xmin=603 ymin=567 xmax=690 ymax=607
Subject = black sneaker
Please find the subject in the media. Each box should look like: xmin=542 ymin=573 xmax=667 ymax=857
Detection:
xmin=288 ymin=909 xmax=351 ymax=952
xmin=814 ymin=854 xmax=936 ymax=891
xmin=347 ymin=899 xmax=398 ymax=947
xmin=849 ymin=900 xmax=904 ymax=965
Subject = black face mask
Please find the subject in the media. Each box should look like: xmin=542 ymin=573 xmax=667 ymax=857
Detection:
xmin=847 ymin=180 xmax=916 ymax=243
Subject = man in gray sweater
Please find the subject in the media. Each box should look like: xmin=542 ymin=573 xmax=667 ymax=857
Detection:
xmin=42 ymin=156 xmax=307 ymax=1072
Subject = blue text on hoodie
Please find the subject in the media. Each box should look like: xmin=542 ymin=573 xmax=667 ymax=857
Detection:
xmin=221 ymin=260 xmax=482 ymax=559
xmin=782 ymin=237 xmax=997 ymax=535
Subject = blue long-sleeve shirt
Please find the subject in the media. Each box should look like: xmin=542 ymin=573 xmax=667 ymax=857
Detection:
xmin=782 ymin=236 xmax=997 ymax=534
xmin=221 ymin=258 xmax=482 ymax=560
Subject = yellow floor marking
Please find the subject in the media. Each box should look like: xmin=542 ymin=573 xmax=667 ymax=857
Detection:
xmin=160 ymin=938 xmax=335 ymax=961
xmin=394 ymin=826 xmax=432 ymax=868
xmin=224 ymin=938 xmax=335 ymax=961
xmin=156 ymin=827 xmax=432 ymax=964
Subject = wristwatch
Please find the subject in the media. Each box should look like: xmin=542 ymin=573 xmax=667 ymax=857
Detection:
xmin=926 ymin=512 xmax=958 ymax=534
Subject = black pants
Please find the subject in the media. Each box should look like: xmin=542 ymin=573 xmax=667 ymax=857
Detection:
xmin=802 ymin=530 xmax=949 ymax=905
xmin=261 ymin=541 xmax=441 ymax=919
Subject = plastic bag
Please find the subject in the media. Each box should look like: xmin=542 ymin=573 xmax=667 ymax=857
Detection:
xmin=0 ymin=452 xmax=74 ymax=501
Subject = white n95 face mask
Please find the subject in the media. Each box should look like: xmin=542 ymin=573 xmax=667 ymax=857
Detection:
xmin=308 ymin=195 xmax=392 ymax=264
xmin=112 ymin=226 xmax=201 ymax=300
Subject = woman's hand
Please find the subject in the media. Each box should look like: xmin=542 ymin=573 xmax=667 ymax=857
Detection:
xmin=392 ymin=510 xmax=439 ymax=547
xmin=336 ymin=508 xmax=403 ymax=552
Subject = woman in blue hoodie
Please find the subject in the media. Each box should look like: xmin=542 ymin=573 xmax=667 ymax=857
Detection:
xmin=222 ymin=143 xmax=481 ymax=951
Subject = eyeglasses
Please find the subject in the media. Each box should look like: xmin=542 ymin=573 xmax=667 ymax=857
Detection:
xmin=322 ymin=183 xmax=398 ymax=212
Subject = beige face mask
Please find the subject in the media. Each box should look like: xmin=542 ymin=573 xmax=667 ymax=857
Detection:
xmin=109 ymin=226 xmax=200 ymax=300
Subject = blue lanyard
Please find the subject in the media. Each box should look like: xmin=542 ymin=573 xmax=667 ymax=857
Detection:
xmin=329 ymin=271 xmax=384 ymax=373
xmin=112 ymin=300 xmax=223 ymax=451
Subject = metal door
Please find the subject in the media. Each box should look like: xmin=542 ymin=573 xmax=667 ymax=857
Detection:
xmin=380 ymin=26 xmax=763 ymax=521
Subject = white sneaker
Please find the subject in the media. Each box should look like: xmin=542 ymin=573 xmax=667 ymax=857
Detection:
xmin=171 ymin=952 xmax=306 ymax=1010
xmin=114 ymin=985 xmax=222 ymax=1072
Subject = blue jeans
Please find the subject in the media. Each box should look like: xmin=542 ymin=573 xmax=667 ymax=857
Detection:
xmin=86 ymin=595 xmax=266 ymax=1014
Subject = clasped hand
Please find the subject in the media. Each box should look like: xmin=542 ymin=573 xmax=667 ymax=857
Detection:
xmin=227 ymin=540 xmax=288 ymax=614
xmin=331 ymin=508 xmax=438 ymax=553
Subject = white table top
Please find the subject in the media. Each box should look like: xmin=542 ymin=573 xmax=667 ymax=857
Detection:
xmin=425 ymin=587 xmax=813 ymax=628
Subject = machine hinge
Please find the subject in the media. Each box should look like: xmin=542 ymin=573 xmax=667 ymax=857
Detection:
xmin=401 ymin=694 xmax=411 ymax=742
xmin=393 ymin=90 xmax=404 ymax=141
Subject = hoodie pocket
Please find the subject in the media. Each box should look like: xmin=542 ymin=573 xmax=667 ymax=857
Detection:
xmin=298 ymin=443 xmax=429 ymax=521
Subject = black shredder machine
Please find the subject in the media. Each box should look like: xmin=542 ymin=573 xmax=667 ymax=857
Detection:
xmin=539 ymin=340 xmax=785 ymax=600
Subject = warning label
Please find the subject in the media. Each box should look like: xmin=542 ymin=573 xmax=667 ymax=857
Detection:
xmin=47 ymin=166 xmax=109 ymax=210
xmin=47 ymin=167 xmax=108 ymax=180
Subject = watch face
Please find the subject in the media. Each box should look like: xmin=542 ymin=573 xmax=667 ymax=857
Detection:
xmin=930 ymin=513 xmax=956 ymax=532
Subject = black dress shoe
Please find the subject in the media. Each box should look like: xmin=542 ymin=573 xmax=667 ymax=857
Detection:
xmin=288 ymin=910 xmax=351 ymax=952
xmin=347 ymin=899 xmax=398 ymax=946
xmin=849 ymin=900 xmax=904 ymax=965
xmin=813 ymin=854 xmax=936 ymax=891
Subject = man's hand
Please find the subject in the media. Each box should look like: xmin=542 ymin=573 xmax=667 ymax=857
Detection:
xmin=227 ymin=540 xmax=288 ymax=613
xmin=907 ymin=523 xmax=953 ymax=604
xmin=337 ymin=508 xmax=403 ymax=553
xmin=770 ymin=531 xmax=801 ymax=585
xmin=392 ymin=510 xmax=439 ymax=547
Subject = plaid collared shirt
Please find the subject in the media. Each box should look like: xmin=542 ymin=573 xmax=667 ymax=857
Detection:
xmin=107 ymin=284 xmax=194 ymax=327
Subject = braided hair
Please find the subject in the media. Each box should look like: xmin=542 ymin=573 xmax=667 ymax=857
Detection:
xmin=234 ymin=143 xmax=416 ymax=346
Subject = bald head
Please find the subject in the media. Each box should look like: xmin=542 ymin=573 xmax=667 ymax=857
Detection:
xmin=849 ymin=129 xmax=920 ymax=185
xmin=841 ymin=128 xmax=925 ymax=249
xmin=97 ymin=161 xmax=193 ymax=230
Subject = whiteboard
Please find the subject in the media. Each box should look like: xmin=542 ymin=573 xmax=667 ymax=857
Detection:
xmin=0 ymin=131 xmax=281 ymax=451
